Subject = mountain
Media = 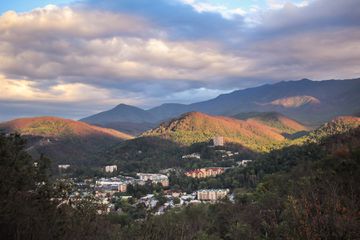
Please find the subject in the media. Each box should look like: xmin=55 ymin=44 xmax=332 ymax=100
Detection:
xmin=81 ymin=103 xmax=157 ymax=124
xmin=232 ymin=112 xmax=308 ymax=134
xmin=142 ymin=112 xmax=301 ymax=152
xmin=164 ymin=78 xmax=360 ymax=126
xmin=307 ymin=116 xmax=360 ymax=142
xmin=82 ymin=78 xmax=360 ymax=131
xmin=0 ymin=116 xmax=133 ymax=166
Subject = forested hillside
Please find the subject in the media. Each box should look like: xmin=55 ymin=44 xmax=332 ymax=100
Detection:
xmin=118 ymin=126 xmax=360 ymax=239
xmin=0 ymin=117 xmax=132 ymax=166
xmin=142 ymin=112 xmax=303 ymax=152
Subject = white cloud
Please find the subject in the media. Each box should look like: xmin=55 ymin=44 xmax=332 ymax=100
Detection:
xmin=0 ymin=5 xmax=154 ymax=40
xmin=267 ymin=0 xmax=310 ymax=10
xmin=180 ymin=0 xmax=247 ymax=19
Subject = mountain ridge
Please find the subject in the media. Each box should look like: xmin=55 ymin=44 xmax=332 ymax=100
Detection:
xmin=80 ymin=78 xmax=360 ymax=132
xmin=232 ymin=112 xmax=308 ymax=134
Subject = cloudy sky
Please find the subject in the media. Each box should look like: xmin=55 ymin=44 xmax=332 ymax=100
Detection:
xmin=0 ymin=0 xmax=359 ymax=121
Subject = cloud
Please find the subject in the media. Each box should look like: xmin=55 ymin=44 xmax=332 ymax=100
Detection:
xmin=260 ymin=0 xmax=360 ymax=33
xmin=180 ymin=0 xmax=247 ymax=19
xmin=0 ymin=74 xmax=141 ymax=105
xmin=267 ymin=0 xmax=310 ymax=10
xmin=0 ymin=74 xmax=146 ymax=120
xmin=0 ymin=5 xmax=251 ymax=89
xmin=0 ymin=0 xmax=359 ymax=120
xmin=0 ymin=5 xmax=154 ymax=40
xmin=83 ymin=0 xmax=245 ymax=40
xmin=243 ymin=28 xmax=360 ymax=80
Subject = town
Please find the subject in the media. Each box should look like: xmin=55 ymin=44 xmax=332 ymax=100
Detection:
xmin=56 ymin=136 xmax=253 ymax=218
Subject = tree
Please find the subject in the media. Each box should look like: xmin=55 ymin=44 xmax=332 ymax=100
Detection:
xmin=0 ymin=134 xmax=114 ymax=240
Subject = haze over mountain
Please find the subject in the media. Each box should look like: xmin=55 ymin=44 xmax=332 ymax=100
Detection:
xmin=81 ymin=78 xmax=360 ymax=131
xmin=0 ymin=116 xmax=132 ymax=165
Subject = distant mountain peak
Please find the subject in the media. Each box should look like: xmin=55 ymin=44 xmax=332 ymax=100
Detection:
xmin=81 ymin=102 xmax=156 ymax=124
xmin=113 ymin=103 xmax=142 ymax=109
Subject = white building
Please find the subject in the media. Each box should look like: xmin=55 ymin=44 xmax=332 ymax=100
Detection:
xmin=182 ymin=153 xmax=201 ymax=159
xmin=58 ymin=164 xmax=70 ymax=170
xmin=213 ymin=136 xmax=224 ymax=146
xmin=237 ymin=160 xmax=253 ymax=167
xmin=197 ymin=189 xmax=229 ymax=201
xmin=105 ymin=165 xmax=117 ymax=173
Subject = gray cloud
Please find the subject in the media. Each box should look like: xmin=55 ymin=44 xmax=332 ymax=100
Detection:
xmin=261 ymin=0 xmax=360 ymax=33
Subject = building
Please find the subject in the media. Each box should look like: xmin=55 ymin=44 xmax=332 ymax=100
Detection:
xmin=164 ymin=190 xmax=182 ymax=198
xmin=105 ymin=165 xmax=117 ymax=173
xmin=96 ymin=177 xmax=127 ymax=193
xmin=185 ymin=167 xmax=225 ymax=178
xmin=136 ymin=173 xmax=169 ymax=187
xmin=237 ymin=160 xmax=253 ymax=167
xmin=213 ymin=136 xmax=224 ymax=146
xmin=197 ymin=189 xmax=229 ymax=201
xmin=182 ymin=153 xmax=201 ymax=159
xmin=58 ymin=164 xmax=70 ymax=170
xmin=118 ymin=183 xmax=127 ymax=193
xmin=159 ymin=168 xmax=176 ymax=175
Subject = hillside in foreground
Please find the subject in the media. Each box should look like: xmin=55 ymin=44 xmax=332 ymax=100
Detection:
xmin=142 ymin=112 xmax=305 ymax=152
xmin=0 ymin=116 xmax=133 ymax=166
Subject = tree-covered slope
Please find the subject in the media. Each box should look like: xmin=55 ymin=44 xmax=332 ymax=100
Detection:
xmin=233 ymin=112 xmax=308 ymax=134
xmin=142 ymin=112 xmax=295 ymax=152
xmin=0 ymin=117 xmax=133 ymax=166
xmin=306 ymin=116 xmax=360 ymax=143
xmin=119 ymin=121 xmax=360 ymax=240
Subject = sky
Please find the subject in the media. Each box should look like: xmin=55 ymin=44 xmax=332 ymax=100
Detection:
xmin=0 ymin=0 xmax=359 ymax=121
